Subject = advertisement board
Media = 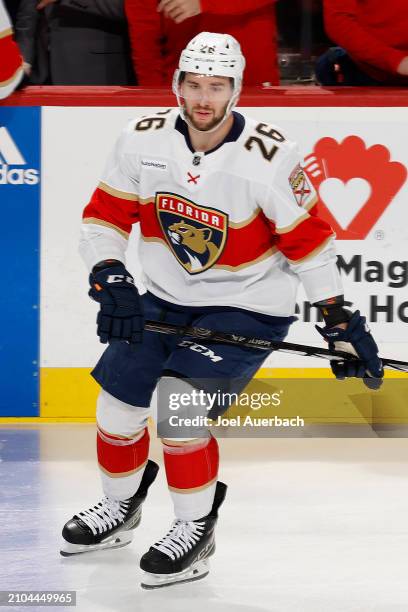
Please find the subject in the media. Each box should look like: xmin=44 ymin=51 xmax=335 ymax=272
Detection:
xmin=1 ymin=98 xmax=407 ymax=416
xmin=41 ymin=106 xmax=408 ymax=369
xmin=0 ymin=107 xmax=40 ymax=416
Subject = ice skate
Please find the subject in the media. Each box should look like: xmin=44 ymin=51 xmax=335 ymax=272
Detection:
xmin=60 ymin=459 xmax=159 ymax=556
xmin=140 ymin=481 xmax=227 ymax=589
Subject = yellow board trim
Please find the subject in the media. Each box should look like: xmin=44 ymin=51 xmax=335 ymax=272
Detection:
xmin=0 ymin=367 xmax=403 ymax=423
xmin=40 ymin=367 xmax=99 ymax=418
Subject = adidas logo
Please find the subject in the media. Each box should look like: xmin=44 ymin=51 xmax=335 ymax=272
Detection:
xmin=0 ymin=127 xmax=39 ymax=185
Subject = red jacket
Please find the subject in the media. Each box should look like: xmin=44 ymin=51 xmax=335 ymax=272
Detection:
xmin=323 ymin=0 xmax=408 ymax=83
xmin=0 ymin=2 xmax=23 ymax=98
xmin=125 ymin=0 xmax=278 ymax=86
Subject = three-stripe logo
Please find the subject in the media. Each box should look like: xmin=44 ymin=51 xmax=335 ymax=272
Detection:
xmin=0 ymin=126 xmax=39 ymax=185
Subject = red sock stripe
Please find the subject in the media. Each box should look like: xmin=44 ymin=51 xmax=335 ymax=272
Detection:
xmin=163 ymin=436 xmax=219 ymax=491
xmin=97 ymin=427 xmax=149 ymax=474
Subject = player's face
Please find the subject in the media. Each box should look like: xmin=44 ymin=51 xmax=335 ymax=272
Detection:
xmin=180 ymin=74 xmax=233 ymax=131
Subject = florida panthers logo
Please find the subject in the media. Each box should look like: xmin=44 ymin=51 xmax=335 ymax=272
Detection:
xmin=156 ymin=193 xmax=228 ymax=274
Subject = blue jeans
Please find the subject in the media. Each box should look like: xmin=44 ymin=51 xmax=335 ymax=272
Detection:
xmin=315 ymin=47 xmax=381 ymax=86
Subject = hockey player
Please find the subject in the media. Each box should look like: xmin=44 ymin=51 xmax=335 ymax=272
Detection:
xmin=0 ymin=1 xmax=23 ymax=100
xmin=61 ymin=32 xmax=383 ymax=588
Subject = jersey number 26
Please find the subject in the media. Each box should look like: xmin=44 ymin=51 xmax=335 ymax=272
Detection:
xmin=244 ymin=123 xmax=285 ymax=162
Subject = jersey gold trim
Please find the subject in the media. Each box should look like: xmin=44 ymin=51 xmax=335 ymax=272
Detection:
xmin=304 ymin=194 xmax=318 ymax=212
xmin=138 ymin=196 xmax=155 ymax=205
xmin=229 ymin=208 xmax=262 ymax=229
xmin=0 ymin=66 xmax=23 ymax=88
xmin=98 ymin=181 xmax=138 ymax=201
xmin=275 ymin=211 xmax=309 ymax=235
xmin=214 ymin=247 xmax=278 ymax=271
xmin=0 ymin=27 xmax=12 ymax=40
xmin=141 ymin=236 xmax=167 ymax=245
xmin=141 ymin=237 xmax=279 ymax=272
xmin=83 ymin=217 xmax=130 ymax=239
xmin=287 ymin=235 xmax=333 ymax=264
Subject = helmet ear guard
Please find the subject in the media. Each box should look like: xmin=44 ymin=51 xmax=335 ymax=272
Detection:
xmin=173 ymin=32 xmax=245 ymax=133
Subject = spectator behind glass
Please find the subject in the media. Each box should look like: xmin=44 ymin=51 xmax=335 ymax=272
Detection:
xmin=317 ymin=0 xmax=408 ymax=85
xmin=125 ymin=0 xmax=278 ymax=86
xmin=15 ymin=0 xmax=136 ymax=85
xmin=0 ymin=0 xmax=24 ymax=99
xmin=4 ymin=0 xmax=21 ymax=23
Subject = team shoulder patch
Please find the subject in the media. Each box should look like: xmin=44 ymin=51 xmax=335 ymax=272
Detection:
xmin=288 ymin=163 xmax=312 ymax=207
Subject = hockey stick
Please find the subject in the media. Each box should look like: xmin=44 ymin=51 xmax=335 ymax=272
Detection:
xmin=144 ymin=320 xmax=408 ymax=373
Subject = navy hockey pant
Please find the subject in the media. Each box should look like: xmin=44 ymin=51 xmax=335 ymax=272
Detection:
xmin=92 ymin=292 xmax=295 ymax=417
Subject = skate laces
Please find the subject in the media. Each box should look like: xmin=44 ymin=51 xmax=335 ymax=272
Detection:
xmin=152 ymin=520 xmax=205 ymax=560
xmin=77 ymin=497 xmax=130 ymax=536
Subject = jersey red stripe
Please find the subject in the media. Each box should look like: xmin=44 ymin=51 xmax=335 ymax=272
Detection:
xmin=83 ymin=187 xmax=139 ymax=235
xmin=217 ymin=211 xmax=277 ymax=267
xmin=271 ymin=215 xmax=334 ymax=262
xmin=0 ymin=34 xmax=22 ymax=83
xmin=139 ymin=201 xmax=164 ymax=238
xmin=137 ymin=201 xmax=332 ymax=267
xmin=139 ymin=204 xmax=277 ymax=268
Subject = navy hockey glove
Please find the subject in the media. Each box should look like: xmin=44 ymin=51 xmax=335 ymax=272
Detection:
xmin=316 ymin=310 xmax=384 ymax=390
xmin=89 ymin=260 xmax=143 ymax=345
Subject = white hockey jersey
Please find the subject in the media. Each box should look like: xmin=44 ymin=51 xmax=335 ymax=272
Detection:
xmin=80 ymin=108 xmax=343 ymax=317
xmin=0 ymin=1 xmax=23 ymax=100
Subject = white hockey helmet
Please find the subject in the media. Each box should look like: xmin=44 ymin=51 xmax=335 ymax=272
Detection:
xmin=173 ymin=32 xmax=246 ymax=131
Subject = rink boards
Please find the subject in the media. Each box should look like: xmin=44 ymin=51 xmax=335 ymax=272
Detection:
xmin=0 ymin=91 xmax=407 ymax=417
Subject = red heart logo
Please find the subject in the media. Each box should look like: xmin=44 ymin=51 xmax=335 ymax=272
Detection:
xmin=304 ymin=136 xmax=407 ymax=240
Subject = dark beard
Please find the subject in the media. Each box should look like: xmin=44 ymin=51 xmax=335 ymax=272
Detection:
xmin=184 ymin=105 xmax=228 ymax=132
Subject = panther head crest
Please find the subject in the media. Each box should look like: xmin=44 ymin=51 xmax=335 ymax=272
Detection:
xmin=168 ymin=221 xmax=219 ymax=272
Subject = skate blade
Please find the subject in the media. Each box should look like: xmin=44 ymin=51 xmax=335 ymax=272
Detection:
xmin=60 ymin=529 xmax=133 ymax=557
xmin=140 ymin=559 xmax=210 ymax=590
